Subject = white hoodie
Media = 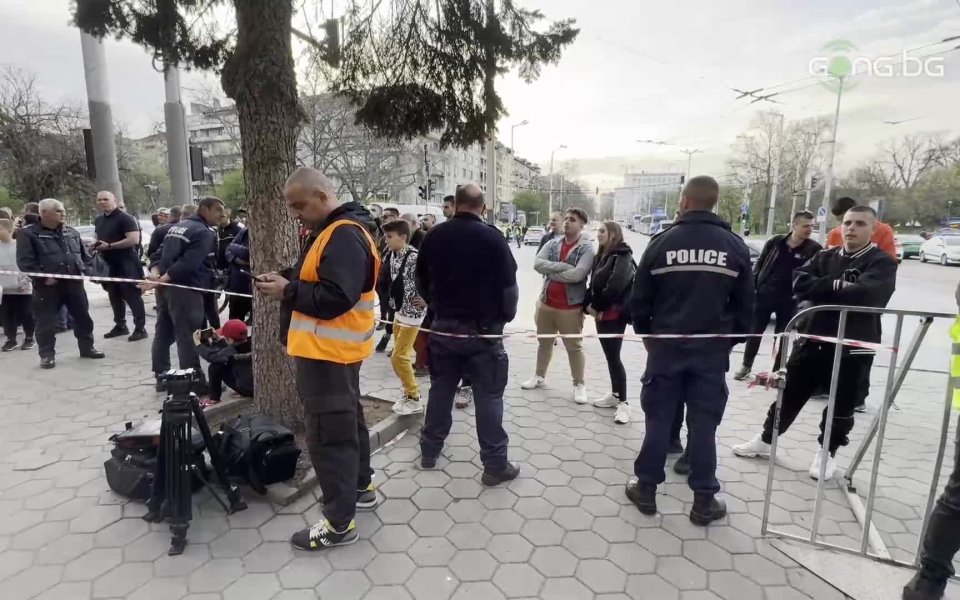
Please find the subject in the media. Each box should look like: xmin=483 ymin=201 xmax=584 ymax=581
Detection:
xmin=0 ymin=239 xmax=31 ymax=297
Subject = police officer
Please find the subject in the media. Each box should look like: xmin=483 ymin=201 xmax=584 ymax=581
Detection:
xmin=143 ymin=197 xmax=224 ymax=384
xmin=16 ymin=198 xmax=105 ymax=369
xmin=147 ymin=206 xmax=182 ymax=263
xmin=255 ymin=167 xmax=381 ymax=551
xmin=415 ymin=183 xmax=520 ymax=486
xmin=625 ymin=176 xmax=754 ymax=525
xmin=93 ymin=191 xmax=148 ymax=342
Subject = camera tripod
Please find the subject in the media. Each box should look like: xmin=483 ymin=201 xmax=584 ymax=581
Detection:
xmin=143 ymin=369 xmax=247 ymax=556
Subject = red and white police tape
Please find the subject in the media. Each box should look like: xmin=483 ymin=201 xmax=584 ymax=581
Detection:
xmin=0 ymin=270 xmax=895 ymax=352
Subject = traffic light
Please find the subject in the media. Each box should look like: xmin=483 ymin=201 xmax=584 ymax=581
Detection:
xmin=321 ymin=19 xmax=341 ymax=68
xmin=418 ymin=186 xmax=427 ymax=200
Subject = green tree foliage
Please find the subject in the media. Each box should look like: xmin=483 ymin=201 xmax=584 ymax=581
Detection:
xmin=513 ymin=189 xmax=547 ymax=222
xmin=332 ymin=0 xmax=579 ymax=147
xmin=213 ymin=169 xmax=246 ymax=210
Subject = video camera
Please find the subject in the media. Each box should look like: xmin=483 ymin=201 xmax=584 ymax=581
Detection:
xmin=157 ymin=368 xmax=204 ymax=397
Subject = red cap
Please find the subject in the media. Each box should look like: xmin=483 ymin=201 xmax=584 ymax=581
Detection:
xmin=218 ymin=319 xmax=248 ymax=341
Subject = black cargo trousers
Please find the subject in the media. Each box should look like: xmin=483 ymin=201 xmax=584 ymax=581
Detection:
xmin=294 ymin=357 xmax=373 ymax=530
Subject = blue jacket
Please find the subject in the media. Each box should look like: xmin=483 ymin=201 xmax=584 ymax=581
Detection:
xmin=631 ymin=210 xmax=754 ymax=353
xmin=156 ymin=215 xmax=218 ymax=288
xmin=225 ymin=227 xmax=251 ymax=295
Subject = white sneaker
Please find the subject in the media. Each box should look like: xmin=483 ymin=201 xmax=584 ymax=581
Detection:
xmin=592 ymin=393 xmax=619 ymax=408
xmin=521 ymin=375 xmax=545 ymax=390
xmin=393 ymin=396 xmax=424 ymax=416
xmin=573 ymin=383 xmax=588 ymax=404
xmin=809 ymin=448 xmax=837 ymax=481
xmin=732 ymin=434 xmax=771 ymax=458
xmin=614 ymin=402 xmax=630 ymax=424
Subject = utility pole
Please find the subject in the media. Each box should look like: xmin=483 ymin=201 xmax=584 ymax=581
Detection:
xmin=486 ymin=138 xmax=497 ymax=222
xmin=423 ymin=143 xmax=430 ymax=208
xmin=548 ymin=144 xmax=566 ymax=217
xmin=163 ymin=63 xmax=192 ymax=205
xmin=740 ymin=184 xmax=751 ymax=236
xmin=804 ymin=172 xmax=814 ymax=210
xmin=819 ymin=76 xmax=844 ymax=245
xmin=766 ymin=112 xmax=785 ymax=237
xmin=510 ymin=120 xmax=529 ymax=211
xmin=79 ymin=32 xmax=123 ymax=203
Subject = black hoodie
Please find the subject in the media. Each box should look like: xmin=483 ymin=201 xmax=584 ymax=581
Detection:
xmin=281 ymin=202 xmax=378 ymax=323
xmin=586 ymin=242 xmax=636 ymax=316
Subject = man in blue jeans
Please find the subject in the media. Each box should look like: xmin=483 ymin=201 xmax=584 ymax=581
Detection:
xmin=415 ymin=184 xmax=520 ymax=485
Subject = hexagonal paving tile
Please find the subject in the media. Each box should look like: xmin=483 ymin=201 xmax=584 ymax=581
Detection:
xmin=482 ymin=509 xmax=525 ymax=534
xmin=371 ymin=524 xmax=418 ymax=553
xmin=408 ymin=536 xmax=458 ymax=567
xmin=625 ymin=574 xmax=680 ymax=600
xmin=278 ymin=556 xmax=333 ymax=589
xmin=708 ymin=570 xmax=764 ymax=600
xmin=187 ymin=558 xmax=245 ymax=593
xmin=683 ymin=539 xmax=734 ymax=571
xmin=563 ymin=530 xmax=609 ymax=559
xmin=493 ymin=563 xmax=545 ymax=598
xmin=451 ymin=580 xmax=507 ymax=600
xmin=210 ymin=527 xmax=262 ymax=558
xmin=552 ymin=506 xmax=595 ymax=531
xmin=513 ymin=497 xmax=555 ymax=519
xmin=413 ymin=488 xmax=454 ymax=510
xmin=410 ymin=510 xmax=456 ymax=537
xmin=365 ymin=552 xmax=416 ymax=585
xmin=449 ymin=549 xmax=498 ymax=582
xmin=486 ymin=533 xmax=534 ymax=563
xmin=446 ymin=522 xmax=492 ymax=550
xmin=243 ymin=541 xmax=294 ymax=573
xmin=575 ymin=558 xmax=628 ymax=594
xmin=540 ymin=577 xmax=594 ymax=600
xmin=315 ymin=570 xmax=371 ymax=600
xmin=405 ymin=566 xmax=460 ymax=600
xmin=377 ymin=498 xmax=420 ymax=524
xmin=607 ymin=542 xmax=657 ymax=574
xmin=519 ymin=519 xmax=565 ymax=546
xmin=63 ymin=547 xmax=123 ymax=582
xmin=529 ymin=546 xmax=579 ymax=577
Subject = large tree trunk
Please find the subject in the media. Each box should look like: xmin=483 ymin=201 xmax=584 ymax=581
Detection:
xmin=222 ymin=0 xmax=305 ymax=432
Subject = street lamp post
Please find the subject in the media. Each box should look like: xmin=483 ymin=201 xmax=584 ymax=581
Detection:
xmin=819 ymin=76 xmax=844 ymax=245
xmin=548 ymin=144 xmax=566 ymax=217
xmin=766 ymin=112 xmax=785 ymax=237
xmin=510 ymin=120 xmax=529 ymax=209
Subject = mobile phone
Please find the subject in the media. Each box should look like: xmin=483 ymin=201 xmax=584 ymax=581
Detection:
xmin=240 ymin=269 xmax=267 ymax=283
xmin=198 ymin=328 xmax=216 ymax=344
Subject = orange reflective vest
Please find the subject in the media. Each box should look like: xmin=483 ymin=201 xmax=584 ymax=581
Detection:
xmin=287 ymin=219 xmax=381 ymax=364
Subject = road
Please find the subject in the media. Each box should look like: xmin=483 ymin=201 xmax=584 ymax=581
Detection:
xmin=509 ymin=228 xmax=959 ymax=374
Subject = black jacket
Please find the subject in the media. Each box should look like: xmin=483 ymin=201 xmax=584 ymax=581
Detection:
xmin=410 ymin=228 xmax=425 ymax=250
xmin=630 ymin=211 xmax=755 ymax=353
xmin=537 ymin=230 xmax=559 ymax=253
xmin=793 ymin=244 xmax=897 ymax=345
xmin=147 ymin=218 xmax=180 ymax=265
xmin=754 ymin=234 xmax=821 ymax=291
xmin=197 ymin=338 xmax=253 ymax=394
xmin=217 ymin=221 xmax=243 ymax=269
xmin=587 ymin=242 xmax=635 ymax=314
xmin=156 ymin=215 xmax=218 ymax=288
xmin=16 ymin=222 xmax=92 ymax=279
xmin=281 ymin=203 xmax=377 ymax=324
xmin=415 ymin=211 xmax=518 ymax=330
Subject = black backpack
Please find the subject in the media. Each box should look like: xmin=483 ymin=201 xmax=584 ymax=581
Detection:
xmin=103 ymin=420 xmax=207 ymax=501
xmin=216 ymin=414 xmax=301 ymax=494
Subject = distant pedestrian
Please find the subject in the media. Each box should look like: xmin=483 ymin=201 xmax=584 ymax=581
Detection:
xmin=93 ymin=191 xmax=148 ymax=342
xmin=733 ymin=206 xmax=896 ymax=481
xmin=375 ymin=208 xmax=399 ymax=339
xmin=403 ymin=213 xmax=425 ymax=249
xmin=420 ymin=213 xmax=436 ymax=232
xmin=381 ymin=219 xmax=427 ymax=415
xmin=586 ymin=221 xmax=635 ymax=424
xmin=416 ymin=183 xmax=519 ymax=485
xmin=537 ymin=211 xmax=563 ymax=252
xmin=626 ymin=176 xmax=753 ymax=526
xmin=733 ymin=210 xmax=821 ymax=381
xmin=524 ymin=207 xmax=595 ymax=404
xmin=147 ymin=206 xmax=182 ymax=264
xmin=0 ymin=218 xmax=35 ymax=351
xmin=16 ymin=199 xmax=105 ymax=369
xmin=196 ymin=319 xmax=253 ymax=408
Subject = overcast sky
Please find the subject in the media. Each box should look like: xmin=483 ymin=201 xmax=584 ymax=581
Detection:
xmin=2 ymin=0 xmax=959 ymax=191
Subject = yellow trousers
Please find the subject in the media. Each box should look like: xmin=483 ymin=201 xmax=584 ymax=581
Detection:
xmin=391 ymin=322 xmax=421 ymax=398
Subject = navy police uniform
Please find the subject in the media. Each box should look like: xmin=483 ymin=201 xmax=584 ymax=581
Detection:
xmin=630 ymin=210 xmax=754 ymax=497
xmin=150 ymin=215 xmax=218 ymax=376
xmin=415 ymin=212 xmax=518 ymax=473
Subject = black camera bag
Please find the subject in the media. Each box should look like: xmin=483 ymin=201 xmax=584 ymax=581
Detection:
xmin=216 ymin=414 xmax=300 ymax=494
xmin=103 ymin=421 xmax=208 ymax=501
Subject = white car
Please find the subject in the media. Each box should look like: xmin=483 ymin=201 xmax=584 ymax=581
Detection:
xmin=523 ymin=227 xmax=545 ymax=246
xmin=919 ymin=235 xmax=960 ymax=266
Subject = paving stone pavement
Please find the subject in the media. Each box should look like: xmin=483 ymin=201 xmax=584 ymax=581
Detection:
xmin=0 ymin=287 xmax=955 ymax=599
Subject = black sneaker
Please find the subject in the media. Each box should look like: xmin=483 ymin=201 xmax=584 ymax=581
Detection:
xmin=80 ymin=348 xmax=105 ymax=359
xmin=625 ymin=478 xmax=657 ymax=515
xmin=903 ymin=572 xmax=947 ymax=600
xmin=854 ymin=403 xmax=867 ymax=413
xmin=376 ymin=322 xmax=386 ymax=331
xmin=128 ymin=329 xmax=148 ymax=342
xmin=420 ymin=455 xmax=437 ymax=470
xmin=291 ymin=519 xmax=358 ymax=551
xmin=2 ymin=340 xmax=17 ymax=352
xmin=690 ymin=496 xmax=727 ymax=526
xmin=667 ymin=439 xmax=684 ymax=455
xmin=104 ymin=326 xmax=130 ymax=339
xmin=375 ymin=334 xmax=390 ymax=353
xmin=357 ymin=483 xmax=380 ymax=510
xmin=733 ymin=365 xmax=752 ymax=381
xmin=481 ymin=462 xmax=520 ymax=486
xmin=673 ymin=450 xmax=690 ymax=475
xmin=414 ymin=366 xmax=430 ymax=378
xmin=40 ymin=356 xmax=55 ymax=369
xmin=20 ymin=338 xmax=35 ymax=350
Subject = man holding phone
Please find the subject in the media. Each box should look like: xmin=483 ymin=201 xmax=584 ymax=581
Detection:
xmin=195 ymin=319 xmax=253 ymax=408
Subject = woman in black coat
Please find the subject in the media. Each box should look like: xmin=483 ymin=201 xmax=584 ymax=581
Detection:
xmin=586 ymin=221 xmax=635 ymax=424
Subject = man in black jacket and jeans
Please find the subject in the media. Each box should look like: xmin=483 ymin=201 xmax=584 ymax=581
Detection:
xmin=625 ymin=176 xmax=754 ymax=526
xmin=734 ymin=210 xmax=821 ymax=381
xmin=733 ymin=206 xmax=897 ymax=481
xmin=144 ymin=197 xmax=224 ymax=383
xmin=416 ymin=183 xmax=521 ymax=486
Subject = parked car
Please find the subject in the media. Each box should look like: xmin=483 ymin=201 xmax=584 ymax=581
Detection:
xmin=896 ymin=234 xmax=924 ymax=259
xmin=743 ymin=238 xmax=765 ymax=267
xmin=894 ymin=238 xmax=903 ymax=264
xmin=523 ymin=226 xmax=545 ymax=246
xmin=919 ymin=235 xmax=960 ymax=266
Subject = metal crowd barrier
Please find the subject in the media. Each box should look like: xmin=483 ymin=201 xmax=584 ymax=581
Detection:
xmin=760 ymin=304 xmax=956 ymax=570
